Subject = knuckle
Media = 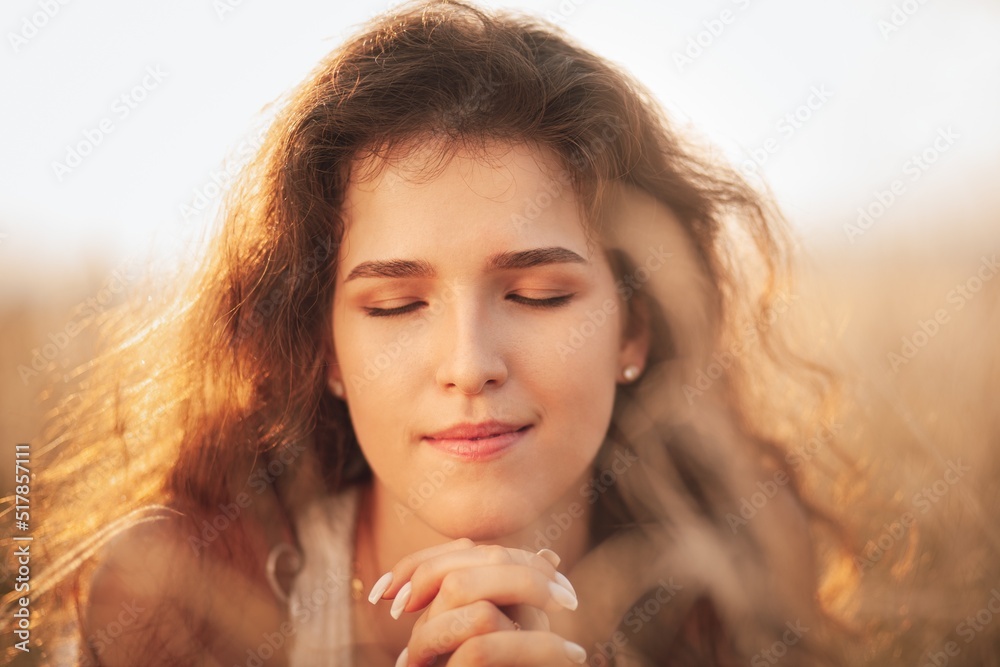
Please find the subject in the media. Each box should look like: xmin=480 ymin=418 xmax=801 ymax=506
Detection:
xmin=455 ymin=537 xmax=476 ymax=549
xmin=409 ymin=563 xmax=432 ymax=591
xmin=477 ymin=544 xmax=512 ymax=565
xmin=468 ymin=600 xmax=502 ymax=634
xmin=449 ymin=606 xmax=477 ymax=637
xmin=438 ymin=571 xmax=465 ymax=603
xmin=416 ymin=646 xmax=439 ymax=665
xmin=395 ymin=553 xmax=420 ymax=574
xmin=452 ymin=636 xmax=492 ymax=666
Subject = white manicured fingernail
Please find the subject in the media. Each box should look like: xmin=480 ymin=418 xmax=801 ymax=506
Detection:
xmin=555 ymin=572 xmax=576 ymax=597
xmin=563 ymin=640 xmax=587 ymax=664
xmin=390 ymin=581 xmax=412 ymax=619
xmin=394 ymin=647 xmax=409 ymax=667
xmin=536 ymin=548 xmax=561 ymax=567
xmin=548 ymin=580 xmax=578 ymax=610
xmin=368 ymin=571 xmax=393 ymax=605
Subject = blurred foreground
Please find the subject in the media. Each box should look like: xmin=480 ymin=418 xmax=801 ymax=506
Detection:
xmin=0 ymin=233 xmax=998 ymax=665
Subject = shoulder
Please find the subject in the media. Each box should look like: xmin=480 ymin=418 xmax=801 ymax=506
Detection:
xmin=83 ymin=515 xmax=211 ymax=665
xmin=84 ymin=507 xmax=291 ymax=666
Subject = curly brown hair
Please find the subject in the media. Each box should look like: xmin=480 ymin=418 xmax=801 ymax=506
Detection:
xmin=2 ymin=1 xmax=856 ymax=664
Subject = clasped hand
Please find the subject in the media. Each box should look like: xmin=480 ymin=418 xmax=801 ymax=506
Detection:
xmin=368 ymin=538 xmax=588 ymax=666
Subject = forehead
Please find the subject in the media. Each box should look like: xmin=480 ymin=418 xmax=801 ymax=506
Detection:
xmin=336 ymin=139 xmax=600 ymax=273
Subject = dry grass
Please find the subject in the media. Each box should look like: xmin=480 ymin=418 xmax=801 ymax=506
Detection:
xmin=1 ymin=237 xmax=998 ymax=665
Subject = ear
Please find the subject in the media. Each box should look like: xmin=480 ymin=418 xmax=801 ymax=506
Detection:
xmin=327 ymin=361 xmax=345 ymax=399
xmin=618 ymin=291 xmax=652 ymax=379
xmin=322 ymin=330 xmax=346 ymax=399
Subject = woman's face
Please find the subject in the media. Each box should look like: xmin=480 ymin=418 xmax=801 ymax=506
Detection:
xmin=328 ymin=139 xmax=648 ymax=540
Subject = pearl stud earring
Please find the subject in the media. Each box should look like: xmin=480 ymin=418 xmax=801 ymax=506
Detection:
xmin=622 ymin=364 xmax=641 ymax=382
xmin=331 ymin=379 xmax=345 ymax=398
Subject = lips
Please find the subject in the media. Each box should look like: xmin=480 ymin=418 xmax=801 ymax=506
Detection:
xmin=422 ymin=423 xmax=532 ymax=462
xmin=423 ymin=421 xmax=530 ymax=441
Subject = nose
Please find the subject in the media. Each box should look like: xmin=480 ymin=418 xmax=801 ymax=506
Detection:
xmin=434 ymin=295 xmax=508 ymax=395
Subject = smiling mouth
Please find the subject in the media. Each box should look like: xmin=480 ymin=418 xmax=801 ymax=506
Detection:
xmin=423 ymin=422 xmax=532 ymax=441
xmin=435 ymin=425 xmax=530 ymax=441
xmin=422 ymin=425 xmax=532 ymax=461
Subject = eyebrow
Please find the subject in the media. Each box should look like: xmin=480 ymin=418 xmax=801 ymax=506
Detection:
xmin=344 ymin=246 xmax=588 ymax=282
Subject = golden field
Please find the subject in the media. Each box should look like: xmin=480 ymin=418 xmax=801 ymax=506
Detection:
xmin=0 ymin=232 xmax=997 ymax=666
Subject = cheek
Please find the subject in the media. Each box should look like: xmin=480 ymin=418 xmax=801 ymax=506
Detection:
xmin=332 ymin=299 xmax=410 ymax=390
xmin=555 ymin=295 xmax=623 ymax=377
xmin=554 ymin=356 xmax=617 ymax=433
xmin=540 ymin=300 xmax=621 ymax=439
xmin=331 ymin=318 xmax=408 ymax=451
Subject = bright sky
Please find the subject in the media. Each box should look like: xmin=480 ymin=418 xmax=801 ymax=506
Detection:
xmin=1 ymin=0 xmax=998 ymax=296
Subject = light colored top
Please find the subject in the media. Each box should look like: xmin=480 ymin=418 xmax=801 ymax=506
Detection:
xmin=286 ymin=484 xmax=361 ymax=667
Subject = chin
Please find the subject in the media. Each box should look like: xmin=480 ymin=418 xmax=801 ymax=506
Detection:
xmin=423 ymin=489 xmax=544 ymax=543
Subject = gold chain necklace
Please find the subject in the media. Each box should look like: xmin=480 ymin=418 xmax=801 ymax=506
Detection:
xmin=350 ymin=484 xmax=372 ymax=602
xmin=265 ymin=486 xmax=369 ymax=604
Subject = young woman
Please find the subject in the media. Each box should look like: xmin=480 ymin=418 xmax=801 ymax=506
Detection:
xmin=7 ymin=1 xmax=851 ymax=664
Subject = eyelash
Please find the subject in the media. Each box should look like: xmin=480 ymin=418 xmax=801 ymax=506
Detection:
xmin=363 ymin=294 xmax=575 ymax=318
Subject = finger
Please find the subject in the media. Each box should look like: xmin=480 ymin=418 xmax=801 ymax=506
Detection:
xmin=536 ymin=548 xmax=561 ymax=568
xmin=399 ymin=564 xmax=577 ymax=619
xmin=403 ymin=600 xmax=517 ymax=666
xmin=369 ymin=537 xmax=476 ymax=603
xmin=504 ymin=604 xmax=550 ymax=633
xmin=448 ymin=631 xmax=588 ymax=666
xmin=405 ymin=545 xmax=562 ymax=612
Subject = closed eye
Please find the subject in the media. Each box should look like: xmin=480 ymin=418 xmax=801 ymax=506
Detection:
xmin=363 ymin=293 xmax=575 ymax=318
xmin=363 ymin=302 xmax=424 ymax=318
xmin=507 ymin=293 xmax=574 ymax=308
